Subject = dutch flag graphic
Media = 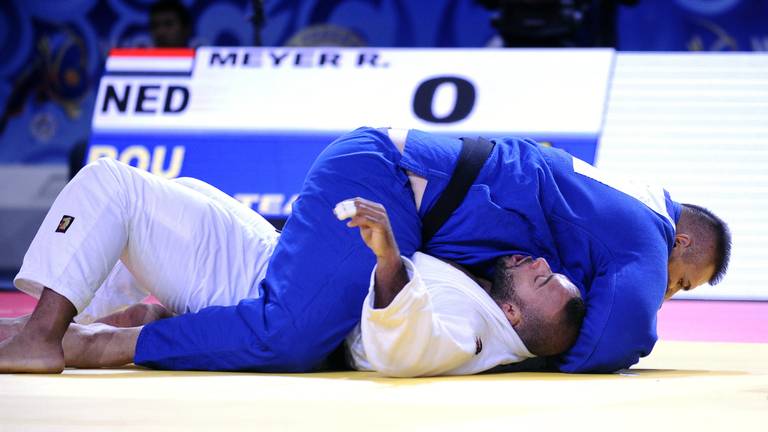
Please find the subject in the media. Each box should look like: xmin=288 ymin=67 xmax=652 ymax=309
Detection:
xmin=105 ymin=48 xmax=195 ymax=77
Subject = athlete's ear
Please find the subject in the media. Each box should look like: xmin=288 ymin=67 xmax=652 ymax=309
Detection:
xmin=674 ymin=233 xmax=692 ymax=250
xmin=499 ymin=302 xmax=522 ymax=327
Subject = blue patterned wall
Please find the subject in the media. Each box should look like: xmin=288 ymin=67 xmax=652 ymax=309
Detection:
xmin=0 ymin=0 xmax=257 ymax=164
xmin=0 ymin=0 xmax=496 ymax=164
xmin=1 ymin=0 xmax=765 ymax=165
xmin=618 ymin=0 xmax=768 ymax=51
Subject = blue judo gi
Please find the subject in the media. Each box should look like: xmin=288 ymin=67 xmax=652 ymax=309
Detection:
xmin=134 ymin=127 xmax=680 ymax=373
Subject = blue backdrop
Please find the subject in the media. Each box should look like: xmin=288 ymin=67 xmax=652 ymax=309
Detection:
xmin=0 ymin=0 xmax=496 ymax=165
xmin=1 ymin=0 xmax=765 ymax=165
xmin=618 ymin=0 xmax=768 ymax=51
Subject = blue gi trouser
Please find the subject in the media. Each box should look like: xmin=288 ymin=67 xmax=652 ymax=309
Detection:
xmin=135 ymin=128 xmax=422 ymax=371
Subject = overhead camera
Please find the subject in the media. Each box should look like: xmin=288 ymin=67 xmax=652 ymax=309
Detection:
xmin=477 ymin=0 xmax=638 ymax=47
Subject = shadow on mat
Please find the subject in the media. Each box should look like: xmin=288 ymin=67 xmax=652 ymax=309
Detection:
xmin=617 ymin=368 xmax=749 ymax=378
xmin=33 ymin=365 xmax=748 ymax=382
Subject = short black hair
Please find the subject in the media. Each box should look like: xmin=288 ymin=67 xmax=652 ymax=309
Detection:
xmin=150 ymin=0 xmax=192 ymax=28
xmin=490 ymin=257 xmax=586 ymax=356
xmin=681 ymin=203 xmax=732 ymax=285
xmin=563 ymin=296 xmax=586 ymax=340
xmin=518 ymin=294 xmax=585 ymax=357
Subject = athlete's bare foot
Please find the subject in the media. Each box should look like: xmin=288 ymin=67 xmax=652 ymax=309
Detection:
xmin=0 ymin=288 xmax=76 ymax=374
xmin=0 ymin=315 xmax=30 ymax=342
xmin=0 ymin=331 xmax=65 ymax=373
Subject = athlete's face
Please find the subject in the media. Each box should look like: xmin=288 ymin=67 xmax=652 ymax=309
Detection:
xmin=665 ymin=235 xmax=715 ymax=300
xmin=666 ymin=256 xmax=715 ymax=300
xmin=494 ymin=255 xmax=580 ymax=323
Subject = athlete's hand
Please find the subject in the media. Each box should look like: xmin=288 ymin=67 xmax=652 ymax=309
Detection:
xmin=341 ymin=198 xmax=408 ymax=308
xmin=343 ymin=198 xmax=400 ymax=261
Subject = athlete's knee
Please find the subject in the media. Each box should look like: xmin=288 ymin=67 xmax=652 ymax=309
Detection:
xmin=80 ymin=157 xmax=123 ymax=175
xmin=172 ymin=177 xmax=199 ymax=188
xmin=66 ymin=159 xmax=148 ymax=219
xmin=172 ymin=177 xmax=217 ymax=198
xmin=81 ymin=158 xmax=149 ymax=193
xmin=266 ymin=324 xmax=344 ymax=372
xmin=74 ymin=158 xmax=131 ymax=187
xmin=271 ymin=341 xmax=328 ymax=372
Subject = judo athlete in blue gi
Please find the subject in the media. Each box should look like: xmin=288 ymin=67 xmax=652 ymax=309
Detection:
xmin=0 ymin=127 xmax=731 ymax=374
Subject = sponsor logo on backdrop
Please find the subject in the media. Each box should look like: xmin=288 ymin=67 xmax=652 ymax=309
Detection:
xmin=674 ymin=0 xmax=740 ymax=14
xmin=234 ymin=193 xmax=298 ymax=216
xmin=753 ymin=36 xmax=768 ymax=51
xmin=88 ymin=145 xmax=185 ymax=179
xmin=86 ymin=143 xmax=295 ymax=216
xmin=687 ymin=19 xmax=739 ymax=51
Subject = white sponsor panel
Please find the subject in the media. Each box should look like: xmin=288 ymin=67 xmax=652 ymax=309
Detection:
xmin=93 ymin=47 xmax=613 ymax=135
xmin=597 ymin=53 xmax=768 ymax=301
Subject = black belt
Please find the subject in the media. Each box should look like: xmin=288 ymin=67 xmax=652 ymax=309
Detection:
xmin=421 ymin=136 xmax=495 ymax=244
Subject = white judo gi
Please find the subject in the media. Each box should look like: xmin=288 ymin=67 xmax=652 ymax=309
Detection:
xmin=14 ymin=158 xmax=278 ymax=323
xmin=347 ymin=252 xmax=533 ymax=377
xmin=15 ymin=158 xmax=534 ymax=376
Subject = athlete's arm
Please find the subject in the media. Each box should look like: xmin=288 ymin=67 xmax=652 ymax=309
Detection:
xmin=343 ymin=198 xmax=481 ymax=376
xmin=344 ymin=198 xmax=409 ymax=308
xmin=358 ymin=256 xmax=487 ymax=377
xmin=555 ymin=262 xmax=662 ymax=373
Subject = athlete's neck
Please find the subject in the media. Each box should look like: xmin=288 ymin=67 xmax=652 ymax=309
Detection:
xmin=435 ymin=257 xmax=492 ymax=293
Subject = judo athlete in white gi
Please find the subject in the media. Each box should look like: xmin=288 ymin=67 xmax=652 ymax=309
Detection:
xmin=340 ymin=199 xmax=585 ymax=376
xmin=0 ymin=159 xmax=584 ymax=375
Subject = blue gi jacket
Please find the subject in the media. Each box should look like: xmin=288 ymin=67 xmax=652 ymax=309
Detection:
xmin=403 ymin=129 xmax=680 ymax=372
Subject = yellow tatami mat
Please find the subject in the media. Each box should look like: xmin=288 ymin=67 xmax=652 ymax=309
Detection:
xmin=1 ymin=340 xmax=766 ymax=432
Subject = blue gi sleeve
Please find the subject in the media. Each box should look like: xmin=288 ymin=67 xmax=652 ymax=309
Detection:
xmin=555 ymin=262 xmax=664 ymax=373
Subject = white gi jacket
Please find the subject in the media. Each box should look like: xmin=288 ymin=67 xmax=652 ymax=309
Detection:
xmin=346 ymin=252 xmax=534 ymax=377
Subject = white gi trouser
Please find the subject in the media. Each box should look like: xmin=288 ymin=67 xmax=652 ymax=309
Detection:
xmin=14 ymin=158 xmax=279 ymax=323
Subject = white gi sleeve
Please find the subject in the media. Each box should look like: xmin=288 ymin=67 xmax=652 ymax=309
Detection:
xmin=360 ymin=256 xmax=483 ymax=377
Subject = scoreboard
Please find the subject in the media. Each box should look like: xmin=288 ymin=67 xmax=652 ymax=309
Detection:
xmin=88 ymin=47 xmax=614 ymax=217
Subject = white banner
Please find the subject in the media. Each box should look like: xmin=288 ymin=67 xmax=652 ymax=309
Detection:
xmin=93 ymin=47 xmax=614 ymax=135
